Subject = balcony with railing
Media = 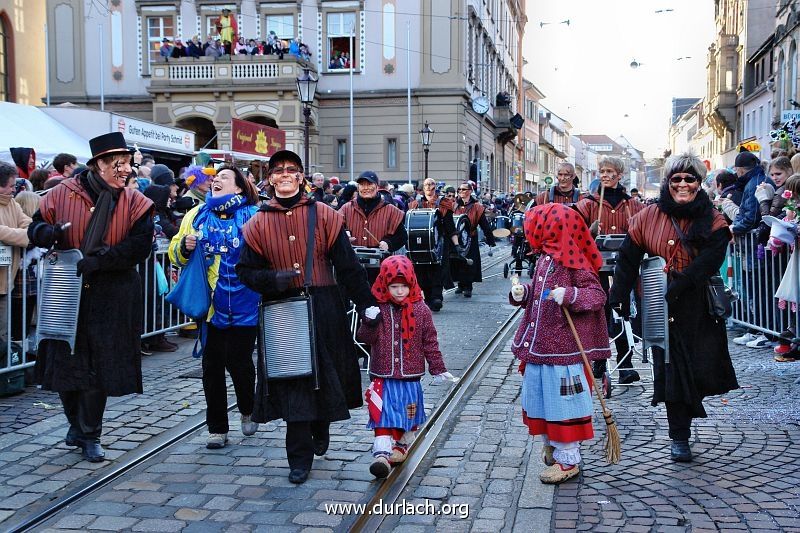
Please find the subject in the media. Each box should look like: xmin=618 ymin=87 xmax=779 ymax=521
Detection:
xmin=148 ymin=56 xmax=316 ymax=91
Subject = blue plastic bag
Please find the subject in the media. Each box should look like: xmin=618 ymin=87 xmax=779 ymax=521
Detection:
xmin=165 ymin=247 xmax=211 ymax=320
xmin=155 ymin=261 xmax=169 ymax=296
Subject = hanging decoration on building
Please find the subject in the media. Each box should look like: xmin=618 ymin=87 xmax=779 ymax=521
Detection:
xmin=769 ymin=117 xmax=800 ymax=149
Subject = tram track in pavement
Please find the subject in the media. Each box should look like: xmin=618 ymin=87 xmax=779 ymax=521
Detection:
xmin=351 ymin=249 xmax=522 ymax=532
xmin=8 ymin=245 xmax=516 ymax=533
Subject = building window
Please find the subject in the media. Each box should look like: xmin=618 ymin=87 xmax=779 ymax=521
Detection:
xmin=0 ymin=14 xmax=9 ymax=102
xmin=337 ymin=139 xmax=347 ymax=169
xmin=265 ymin=14 xmax=294 ymax=40
xmin=387 ymin=138 xmax=397 ymax=169
xmin=145 ymin=15 xmax=174 ymax=73
xmin=326 ymin=12 xmax=357 ymax=70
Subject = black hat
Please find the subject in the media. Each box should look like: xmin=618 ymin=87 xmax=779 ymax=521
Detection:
xmin=162 ymin=38 xmax=171 ymax=43
xmin=267 ymin=150 xmax=303 ymax=173
xmin=150 ymin=164 xmax=175 ymax=186
xmin=357 ymin=170 xmax=379 ymax=184
xmin=734 ymin=150 xmax=760 ymax=169
xmin=87 ymin=132 xmax=133 ymax=166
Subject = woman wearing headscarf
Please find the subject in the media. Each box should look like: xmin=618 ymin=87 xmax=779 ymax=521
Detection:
xmin=610 ymin=152 xmax=738 ymax=462
xmin=169 ymin=165 xmax=262 ymax=450
xmin=236 ymin=149 xmax=377 ymax=485
xmin=508 ymin=203 xmax=611 ymax=484
xmin=28 ymin=132 xmax=154 ymax=463
xmin=10 ymin=147 xmax=36 ymax=180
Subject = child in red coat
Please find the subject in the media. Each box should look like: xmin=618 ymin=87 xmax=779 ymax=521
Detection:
xmin=357 ymin=256 xmax=454 ymax=478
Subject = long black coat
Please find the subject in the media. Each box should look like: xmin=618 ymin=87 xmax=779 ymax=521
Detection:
xmin=610 ymin=227 xmax=739 ymax=417
xmin=236 ymin=230 xmax=374 ymax=424
xmin=30 ymin=213 xmax=154 ymax=396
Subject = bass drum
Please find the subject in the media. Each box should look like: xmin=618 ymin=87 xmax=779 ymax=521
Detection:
xmin=406 ymin=209 xmax=442 ymax=264
xmin=453 ymin=213 xmax=472 ymax=248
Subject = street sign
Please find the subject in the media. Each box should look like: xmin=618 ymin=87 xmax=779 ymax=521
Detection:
xmin=544 ymin=176 xmax=553 ymax=185
xmin=781 ymin=110 xmax=800 ymax=122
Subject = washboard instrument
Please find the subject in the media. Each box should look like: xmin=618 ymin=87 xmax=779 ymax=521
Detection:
xmin=37 ymin=249 xmax=83 ymax=354
xmin=639 ymin=256 xmax=670 ymax=364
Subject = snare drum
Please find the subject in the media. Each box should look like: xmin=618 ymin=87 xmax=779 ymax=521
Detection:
xmin=595 ymin=234 xmax=627 ymax=272
xmin=353 ymin=246 xmax=386 ymax=270
xmin=510 ymin=211 xmax=525 ymax=233
xmin=406 ymin=209 xmax=442 ymax=264
xmin=494 ymin=215 xmax=511 ymax=232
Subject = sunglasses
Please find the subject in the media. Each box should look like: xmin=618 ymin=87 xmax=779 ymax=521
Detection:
xmin=271 ymin=166 xmax=300 ymax=175
xmin=669 ymin=174 xmax=699 ymax=184
xmin=458 ymin=188 xmax=471 ymax=191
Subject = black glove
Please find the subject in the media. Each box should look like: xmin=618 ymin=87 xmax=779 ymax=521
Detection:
xmin=666 ymin=271 xmax=692 ymax=305
xmin=273 ymin=269 xmax=301 ymax=292
xmin=30 ymin=223 xmax=64 ymax=248
xmin=76 ymin=256 xmax=101 ymax=277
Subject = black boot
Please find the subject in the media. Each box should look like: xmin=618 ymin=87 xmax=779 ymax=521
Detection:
xmin=311 ymin=421 xmax=330 ymax=457
xmin=670 ymin=440 xmax=692 ymax=462
xmin=429 ymin=299 xmax=443 ymax=312
xmin=79 ymin=438 xmax=106 ymax=463
xmin=65 ymin=426 xmax=82 ymax=448
xmin=618 ymin=369 xmax=641 ymax=384
xmin=592 ymin=360 xmax=606 ymax=379
xmin=288 ymin=468 xmax=309 ymax=484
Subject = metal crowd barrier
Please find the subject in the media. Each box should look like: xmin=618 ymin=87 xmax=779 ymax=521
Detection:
xmin=728 ymin=229 xmax=800 ymax=343
xmin=0 ymin=241 xmax=192 ymax=379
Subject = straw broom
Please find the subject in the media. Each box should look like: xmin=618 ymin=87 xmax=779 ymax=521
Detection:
xmin=560 ymin=305 xmax=621 ymax=464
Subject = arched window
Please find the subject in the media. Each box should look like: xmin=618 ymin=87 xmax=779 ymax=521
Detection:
xmin=0 ymin=12 xmax=11 ymax=102
xmin=789 ymin=42 xmax=797 ymax=109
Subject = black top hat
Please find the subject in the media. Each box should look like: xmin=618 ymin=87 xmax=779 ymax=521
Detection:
xmin=267 ymin=150 xmax=303 ymax=173
xmin=87 ymin=132 xmax=133 ymax=166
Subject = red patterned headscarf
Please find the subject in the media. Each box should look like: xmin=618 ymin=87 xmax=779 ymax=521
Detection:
xmin=371 ymin=255 xmax=424 ymax=348
xmin=524 ymin=203 xmax=603 ymax=273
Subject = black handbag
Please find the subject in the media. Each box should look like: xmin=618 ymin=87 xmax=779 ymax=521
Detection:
xmin=257 ymin=204 xmax=320 ymax=388
xmin=670 ymin=217 xmax=734 ymax=319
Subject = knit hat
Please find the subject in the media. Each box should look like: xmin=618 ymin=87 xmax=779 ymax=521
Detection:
xmin=150 ymin=164 xmax=175 ymax=186
xmin=734 ymin=150 xmax=760 ymax=169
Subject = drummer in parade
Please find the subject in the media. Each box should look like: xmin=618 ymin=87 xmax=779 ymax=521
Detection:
xmin=407 ymin=177 xmax=461 ymax=312
xmin=536 ymin=162 xmax=584 ymax=206
xmin=339 ymin=170 xmax=407 ymax=283
xmin=452 ymin=182 xmax=496 ymax=297
xmin=572 ymin=155 xmax=644 ymax=384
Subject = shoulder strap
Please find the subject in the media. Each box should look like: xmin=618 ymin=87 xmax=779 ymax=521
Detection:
xmin=549 ymin=187 xmax=555 ymax=203
xmin=669 ymin=216 xmax=696 ymax=259
xmin=572 ymin=189 xmax=580 ymax=203
xmin=304 ymin=203 xmax=317 ymax=288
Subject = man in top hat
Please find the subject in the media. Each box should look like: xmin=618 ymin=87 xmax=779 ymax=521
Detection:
xmin=28 ymin=132 xmax=154 ymax=463
xmin=339 ymin=170 xmax=407 ymax=283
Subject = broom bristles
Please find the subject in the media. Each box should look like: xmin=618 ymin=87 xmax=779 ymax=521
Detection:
xmin=602 ymin=410 xmax=621 ymax=464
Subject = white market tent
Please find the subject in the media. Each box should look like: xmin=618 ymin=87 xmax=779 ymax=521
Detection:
xmin=0 ymin=102 xmax=93 ymax=164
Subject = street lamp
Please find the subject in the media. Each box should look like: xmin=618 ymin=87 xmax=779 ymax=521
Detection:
xmin=296 ymin=68 xmax=318 ymax=179
xmin=419 ymin=121 xmax=434 ymax=181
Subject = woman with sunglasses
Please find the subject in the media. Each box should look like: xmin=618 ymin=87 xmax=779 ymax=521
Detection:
xmin=609 ymin=152 xmax=739 ymax=463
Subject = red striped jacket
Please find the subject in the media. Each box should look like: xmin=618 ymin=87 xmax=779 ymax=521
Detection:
xmin=535 ymin=187 xmax=584 ymax=206
xmin=628 ymin=205 xmax=731 ymax=272
xmin=454 ymin=200 xmax=485 ymax=236
xmin=39 ymin=177 xmax=153 ymax=249
xmin=573 ymin=195 xmax=644 ymax=235
xmin=339 ymin=198 xmax=404 ymax=247
xmin=241 ymin=197 xmax=344 ymax=288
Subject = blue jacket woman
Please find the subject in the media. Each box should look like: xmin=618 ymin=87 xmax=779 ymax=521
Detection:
xmin=168 ymin=165 xmax=261 ymax=449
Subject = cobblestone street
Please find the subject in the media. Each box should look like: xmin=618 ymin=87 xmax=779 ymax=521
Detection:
xmin=1 ymin=242 xmax=799 ymax=532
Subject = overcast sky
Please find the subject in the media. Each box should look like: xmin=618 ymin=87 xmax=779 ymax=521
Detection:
xmin=523 ymin=0 xmax=716 ymax=158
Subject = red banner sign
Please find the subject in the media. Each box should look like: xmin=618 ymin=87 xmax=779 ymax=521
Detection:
xmin=231 ymin=118 xmax=285 ymax=158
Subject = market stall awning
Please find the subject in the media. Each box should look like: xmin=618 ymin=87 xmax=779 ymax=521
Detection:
xmin=0 ymin=102 xmax=93 ymax=163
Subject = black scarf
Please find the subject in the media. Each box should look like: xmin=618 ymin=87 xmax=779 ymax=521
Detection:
xmin=657 ymin=184 xmax=714 ymax=245
xmin=275 ymin=190 xmax=303 ymax=209
xmin=357 ymin=195 xmax=381 ymax=216
xmin=81 ymin=170 xmax=122 ymax=256
xmin=600 ymin=185 xmax=627 ymax=208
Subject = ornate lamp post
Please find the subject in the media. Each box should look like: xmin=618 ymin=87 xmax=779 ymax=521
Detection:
xmin=419 ymin=121 xmax=434 ymax=181
xmin=296 ymin=68 xmax=318 ymax=179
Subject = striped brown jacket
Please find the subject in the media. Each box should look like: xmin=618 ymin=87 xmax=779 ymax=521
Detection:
xmin=535 ymin=187 xmax=584 ymax=206
xmin=454 ymin=200 xmax=485 ymax=236
xmin=408 ymin=194 xmax=454 ymax=216
xmin=241 ymin=197 xmax=344 ymax=288
xmin=339 ymin=198 xmax=404 ymax=247
xmin=39 ymin=177 xmax=153 ymax=250
xmin=628 ymin=205 xmax=730 ymax=272
xmin=573 ymin=195 xmax=644 ymax=235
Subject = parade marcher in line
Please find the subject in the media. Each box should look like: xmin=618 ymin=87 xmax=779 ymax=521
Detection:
xmin=610 ymin=152 xmax=738 ymax=462
xmin=359 ymin=256 xmax=453 ymax=478
xmin=0 ymin=163 xmax=32 ymax=342
xmin=509 ymin=203 xmax=611 ymax=484
xmin=452 ymin=182 xmax=495 ymax=297
xmin=535 ymin=162 xmax=584 ymax=206
xmin=339 ymin=170 xmax=407 ymax=283
xmin=29 ymin=132 xmax=154 ymax=462
xmin=573 ymin=155 xmax=644 ymax=384
xmin=169 ymin=165 xmax=262 ymax=449
xmin=236 ymin=149 xmax=377 ymax=484
xmin=407 ymin=178 xmax=461 ymax=312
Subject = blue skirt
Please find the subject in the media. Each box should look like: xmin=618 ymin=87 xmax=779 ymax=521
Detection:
xmin=520 ymin=363 xmax=593 ymax=422
xmin=366 ymin=378 xmax=427 ymax=431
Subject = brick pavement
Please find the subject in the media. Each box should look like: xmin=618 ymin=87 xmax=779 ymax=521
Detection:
xmin=4 ymin=245 xmax=515 ymax=530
